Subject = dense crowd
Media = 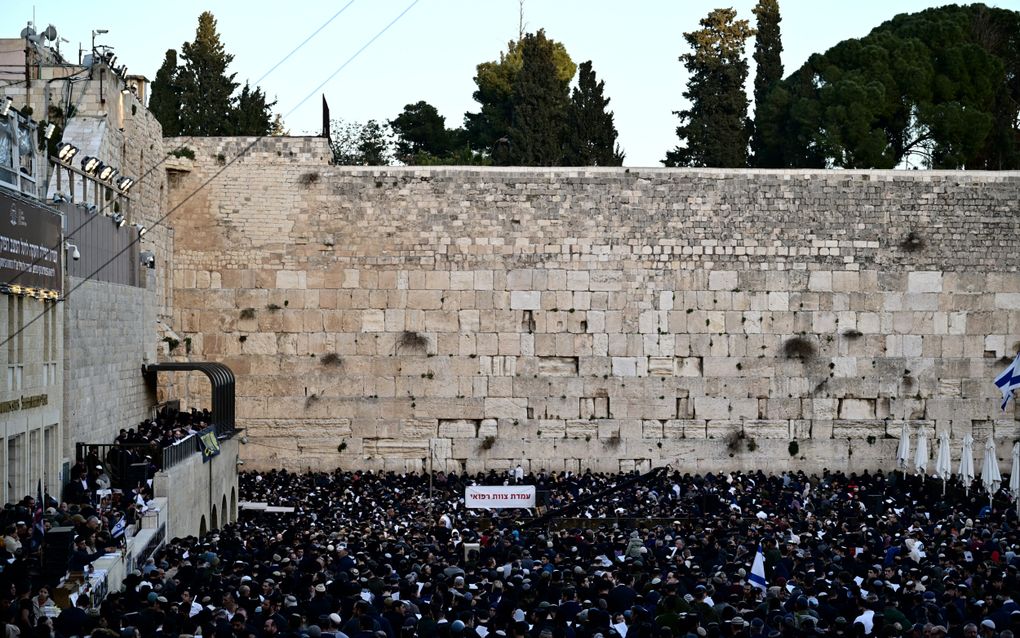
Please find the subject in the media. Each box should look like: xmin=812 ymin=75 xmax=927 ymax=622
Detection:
xmin=5 ymin=467 xmax=1020 ymax=638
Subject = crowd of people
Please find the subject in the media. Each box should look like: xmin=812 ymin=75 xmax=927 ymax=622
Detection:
xmin=5 ymin=465 xmax=1018 ymax=638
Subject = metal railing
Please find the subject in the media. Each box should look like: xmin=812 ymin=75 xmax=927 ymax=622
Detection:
xmin=74 ymin=442 xmax=156 ymax=493
xmin=161 ymin=423 xmax=238 ymax=470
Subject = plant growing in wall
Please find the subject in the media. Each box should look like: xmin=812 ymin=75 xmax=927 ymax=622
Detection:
xmin=266 ymin=303 xmax=282 ymax=311
xmin=183 ymin=337 xmax=192 ymax=354
xmin=397 ymin=331 xmax=429 ymax=354
xmin=162 ymin=336 xmax=180 ymax=352
xmin=240 ymin=308 xmax=256 ymax=320
xmin=788 ymin=440 xmax=800 ymax=456
xmin=299 ymin=172 xmax=321 ymax=186
xmin=478 ymin=435 xmax=496 ymax=451
xmin=170 ymin=146 xmax=196 ymax=160
xmin=321 ymin=353 xmax=342 ymax=367
xmin=899 ymin=231 xmax=924 ymax=252
xmin=782 ymin=336 xmax=816 ymax=361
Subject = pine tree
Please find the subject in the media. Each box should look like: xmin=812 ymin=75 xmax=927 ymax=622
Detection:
xmin=508 ymin=30 xmax=571 ymax=166
xmin=230 ymin=82 xmax=275 ymax=136
xmin=750 ymin=0 xmax=784 ymax=167
xmin=178 ymin=12 xmax=238 ymax=135
xmin=564 ymin=61 xmax=624 ymax=166
xmin=148 ymin=49 xmax=183 ymax=136
xmin=465 ymin=32 xmax=575 ymax=157
xmin=390 ymin=101 xmax=452 ymax=163
xmin=664 ymin=9 xmax=755 ymax=167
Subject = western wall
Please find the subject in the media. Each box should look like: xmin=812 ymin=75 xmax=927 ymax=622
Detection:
xmin=165 ymin=136 xmax=1020 ymax=474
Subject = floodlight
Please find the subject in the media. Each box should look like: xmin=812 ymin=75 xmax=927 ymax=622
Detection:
xmin=81 ymin=156 xmax=101 ymax=174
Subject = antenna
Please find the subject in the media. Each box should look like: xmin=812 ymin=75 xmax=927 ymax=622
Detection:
xmin=518 ymin=0 xmax=524 ymax=39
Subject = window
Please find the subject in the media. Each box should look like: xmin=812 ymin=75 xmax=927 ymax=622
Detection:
xmin=6 ymin=296 xmax=24 ymax=391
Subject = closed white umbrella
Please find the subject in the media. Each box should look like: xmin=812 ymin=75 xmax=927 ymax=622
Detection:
xmin=1010 ymin=442 xmax=1020 ymax=519
xmin=981 ymin=436 xmax=1001 ymax=510
xmin=914 ymin=430 xmax=929 ymax=479
xmin=935 ymin=432 xmax=952 ymax=495
xmin=960 ymin=434 xmax=975 ymax=496
xmin=897 ymin=422 xmax=912 ymax=471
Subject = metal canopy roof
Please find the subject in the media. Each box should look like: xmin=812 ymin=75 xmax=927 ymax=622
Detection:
xmin=143 ymin=362 xmax=235 ymax=430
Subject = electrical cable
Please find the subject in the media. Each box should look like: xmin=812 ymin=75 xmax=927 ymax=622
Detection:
xmin=1 ymin=0 xmax=421 ymax=350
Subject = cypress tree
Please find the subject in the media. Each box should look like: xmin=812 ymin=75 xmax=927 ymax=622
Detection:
xmin=178 ymin=12 xmax=238 ymax=135
xmin=508 ymin=30 xmax=570 ymax=166
xmin=230 ymin=82 xmax=275 ymax=136
xmin=663 ymin=8 xmax=755 ymax=168
xmin=750 ymin=0 xmax=784 ymax=167
xmin=564 ymin=61 xmax=624 ymax=166
xmin=148 ymin=49 xmax=183 ymax=136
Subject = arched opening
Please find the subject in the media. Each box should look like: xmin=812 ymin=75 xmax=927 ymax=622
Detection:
xmin=230 ymin=487 xmax=237 ymax=523
xmin=211 ymin=504 xmax=218 ymax=531
xmin=199 ymin=515 xmax=207 ymax=537
xmin=221 ymin=494 xmax=228 ymax=526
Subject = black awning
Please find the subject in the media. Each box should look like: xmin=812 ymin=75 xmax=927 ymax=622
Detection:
xmin=143 ymin=362 xmax=235 ymax=430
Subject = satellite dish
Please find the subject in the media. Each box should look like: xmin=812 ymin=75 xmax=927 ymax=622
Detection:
xmin=20 ymin=25 xmax=36 ymax=38
xmin=42 ymin=25 xmax=58 ymax=42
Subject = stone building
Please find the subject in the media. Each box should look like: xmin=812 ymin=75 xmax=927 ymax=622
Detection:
xmin=0 ymin=26 xmax=169 ymax=502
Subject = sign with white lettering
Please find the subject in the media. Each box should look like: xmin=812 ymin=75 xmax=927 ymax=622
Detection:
xmin=0 ymin=189 xmax=62 ymax=295
xmin=464 ymin=485 xmax=536 ymax=509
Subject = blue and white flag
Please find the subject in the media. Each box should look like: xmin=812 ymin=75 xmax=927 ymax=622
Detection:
xmin=749 ymin=544 xmax=767 ymax=591
xmin=111 ymin=516 xmax=127 ymax=539
xmin=994 ymin=353 xmax=1020 ymax=410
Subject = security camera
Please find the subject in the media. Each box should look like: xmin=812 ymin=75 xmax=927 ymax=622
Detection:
xmin=66 ymin=243 xmax=80 ymax=261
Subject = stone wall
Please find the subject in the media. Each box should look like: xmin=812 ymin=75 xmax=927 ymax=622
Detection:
xmin=153 ymin=437 xmax=239 ymax=538
xmin=166 ymin=138 xmax=1020 ymax=474
xmin=63 ymin=275 xmax=158 ymax=451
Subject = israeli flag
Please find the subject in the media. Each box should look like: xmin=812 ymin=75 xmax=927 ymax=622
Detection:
xmin=111 ymin=517 xmax=126 ymax=539
xmin=749 ymin=544 xmax=767 ymax=591
xmin=994 ymin=353 xmax=1020 ymax=410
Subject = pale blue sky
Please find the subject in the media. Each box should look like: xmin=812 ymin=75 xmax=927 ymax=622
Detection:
xmin=3 ymin=1 xmax=1015 ymax=166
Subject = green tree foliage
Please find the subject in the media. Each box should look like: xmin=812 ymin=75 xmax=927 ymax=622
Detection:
xmin=758 ymin=4 xmax=1020 ymax=169
xmin=329 ymin=119 xmax=395 ymax=165
xmin=664 ymin=9 xmax=756 ymax=167
xmin=178 ymin=12 xmax=238 ymax=135
xmin=750 ymin=0 xmax=784 ymax=167
xmin=465 ymin=31 xmax=575 ymax=157
xmin=563 ymin=61 xmax=624 ymax=166
xmin=390 ymin=101 xmax=453 ymax=163
xmin=148 ymin=49 xmax=183 ymax=136
xmin=150 ymin=12 xmax=277 ymax=137
xmin=230 ymin=82 xmax=276 ymax=136
xmin=508 ymin=30 xmax=572 ymax=166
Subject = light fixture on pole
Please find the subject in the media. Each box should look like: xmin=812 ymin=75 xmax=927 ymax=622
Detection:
xmin=111 ymin=213 xmax=126 ymax=228
xmin=115 ymin=175 xmax=135 ymax=192
xmin=81 ymin=156 xmax=100 ymax=175
xmin=96 ymin=163 xmax=117 ymax=181
xmin=56 ymin=142 xmax=78 ymax=162
xmin=132 ymin=223 xmax=146 ymax=237
xmin=43 ymin=123 xmax=56 ymax=139
xmin=0 ymin=96 xmax=11 ymax=117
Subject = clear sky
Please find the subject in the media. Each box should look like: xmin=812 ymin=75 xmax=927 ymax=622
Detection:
xmin=3 ymin=1 xmax=1015 ymax=166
